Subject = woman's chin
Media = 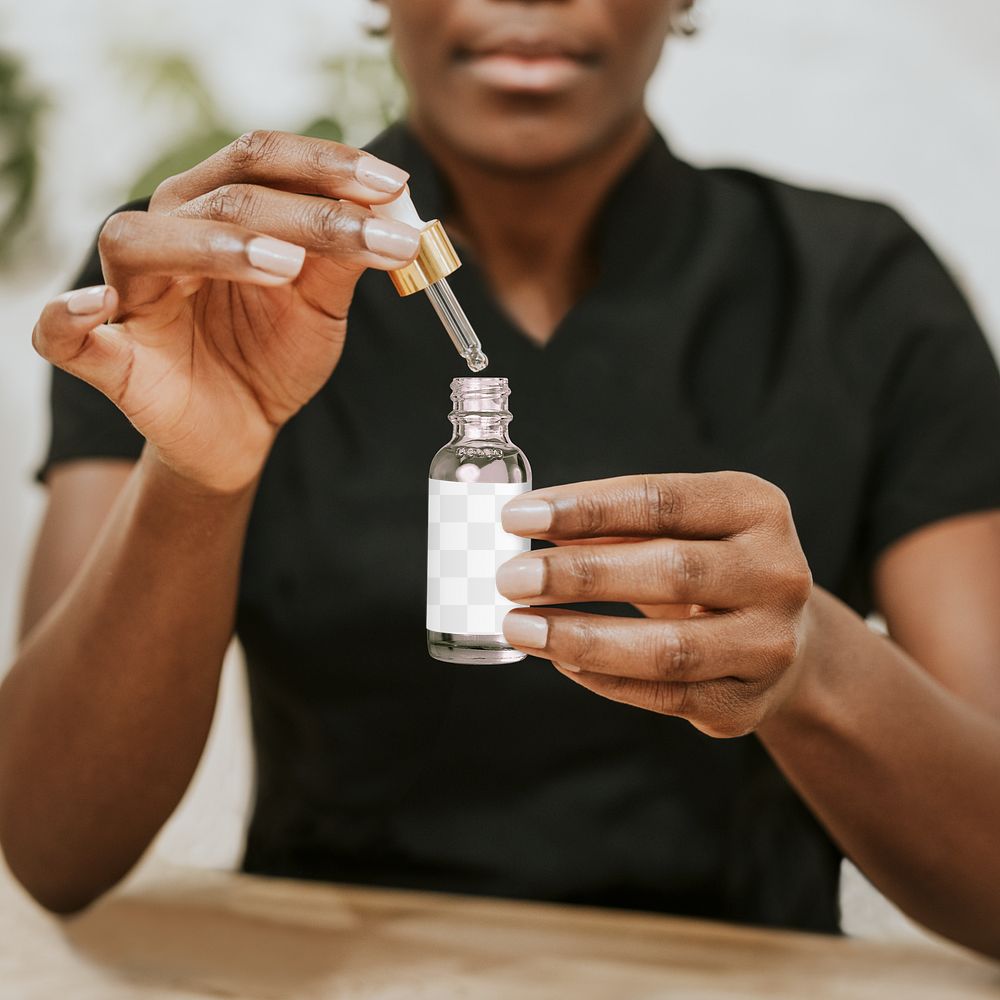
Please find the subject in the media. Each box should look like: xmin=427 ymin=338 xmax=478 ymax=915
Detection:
xmin=420 ymin=111 xmax=620 ymax=176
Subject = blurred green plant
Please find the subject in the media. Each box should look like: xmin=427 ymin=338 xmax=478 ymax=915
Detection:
xmin=0 ymin=50 xmax=47 ymax=265
xmin=0 ymin=46 xmax=403 ymax=270
xmin=124 ymin=50 xmax=406 ymax=201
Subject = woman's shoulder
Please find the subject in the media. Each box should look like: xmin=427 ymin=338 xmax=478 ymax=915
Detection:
xmin=689 ymin=158 xmax=977 ymax=351
xmin=694 ymin=158 xmax=926 ymax=278
xmin=685 ymin=155 xmax=993 ymax=401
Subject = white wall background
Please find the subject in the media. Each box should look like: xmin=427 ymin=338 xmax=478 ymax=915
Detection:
xmin=1 ymin=0 xmax=998 ymax=946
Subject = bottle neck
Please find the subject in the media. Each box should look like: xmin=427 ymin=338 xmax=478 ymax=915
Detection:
xmin=449 ymin=412 xmax=513 ymax=444
xmin=448 ymin=377 xmax=514 ymax=445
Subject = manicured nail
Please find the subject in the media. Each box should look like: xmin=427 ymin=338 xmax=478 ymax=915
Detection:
xmin=355 ymin=155 xmax=409 ymax=194
xmin=496 ymin=557 xmax=545 ymax=599
xmin=66 ymin=285 xmax=108 ymax=315
xmin=503 ymin=613 xmax=549 ymax=649
xmin=553 ymin=661 xmax=581 ymax=674
xmin=247 ymin=237 xmax=306 ymax=278
xmin=364 ymin=218 xmax=421 ymax=260
xmin=501 ymin=498 xmax=552 ymax=534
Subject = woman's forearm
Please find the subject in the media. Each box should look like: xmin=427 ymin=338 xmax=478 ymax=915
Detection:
xmin=0 ymin=447 xmax=257 ymax=913
xmin=758 ymin=587 xmax=1000 ymax=957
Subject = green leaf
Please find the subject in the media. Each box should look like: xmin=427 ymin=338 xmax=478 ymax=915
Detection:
xmin=121 ymin=48 xmax=403 ymax=211
xmin=127 ymin=127 xmax=238 ymax=201
xmin=0 ymin=50 xmax=48 ymax=263
xmin=301 ymin=116 xmax=344 ymax=142
xmin=110 ymin=48 xmax=218 ymax=129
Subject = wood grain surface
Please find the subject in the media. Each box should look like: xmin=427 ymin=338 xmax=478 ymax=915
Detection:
xmin=1 ymin=863 xmax=997 ymax=999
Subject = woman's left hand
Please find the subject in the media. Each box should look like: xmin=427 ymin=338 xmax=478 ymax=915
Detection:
xmin=497 ymin=473 xmax=815 ymax=737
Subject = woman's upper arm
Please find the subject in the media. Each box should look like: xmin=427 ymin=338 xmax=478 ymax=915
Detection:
xmin=872 ymin=509 xmax=1000 ymax=716
xmin=19 ymin=459 xmax=136 ymax=644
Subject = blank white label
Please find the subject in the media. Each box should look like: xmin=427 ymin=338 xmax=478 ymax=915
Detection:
xmin=426 ymin=478 xmax=532 ymax=635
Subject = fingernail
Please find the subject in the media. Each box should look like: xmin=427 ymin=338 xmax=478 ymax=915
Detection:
xmin=496 ymin=557 xmax=545 ymax=599
xmin=554 ymin=661 xmax=581 ymax=674
xmin=364 ymin=218 xmax=421 ymax=260
xmin=355 ymin=155 xmax=409 ymax=194
xmin=502 ymin=498 xmax=552 ymax=534
xmin=247 ymin=237 xmax=306 ymax=278
xmin=67 ymin=285 xmax=108 ymax=315
xmin=503 ymin=613 xmax=549 ymax=649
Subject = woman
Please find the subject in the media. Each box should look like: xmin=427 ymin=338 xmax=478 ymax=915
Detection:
xmin=3 ymin=0 xmax=1000 ymax=955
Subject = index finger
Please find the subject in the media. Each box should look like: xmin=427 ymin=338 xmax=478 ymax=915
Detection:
xmin=500 ymin=472 xmax=780 ymax=540
xmin=151 ymin=130 xmax=410 ymax=212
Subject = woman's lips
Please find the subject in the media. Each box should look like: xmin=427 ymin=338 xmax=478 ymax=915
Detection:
xmin=458 ymin=49 xmax=594 ymax=94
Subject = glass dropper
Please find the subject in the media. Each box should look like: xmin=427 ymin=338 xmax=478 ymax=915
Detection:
xmin=371 ymin=187 xmax=489 ymax=373
xmin=424 ymin=279 xmax=489 ymax=372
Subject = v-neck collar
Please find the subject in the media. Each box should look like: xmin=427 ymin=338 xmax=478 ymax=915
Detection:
xmin=366 ymin=120 xmax=701 ymax=352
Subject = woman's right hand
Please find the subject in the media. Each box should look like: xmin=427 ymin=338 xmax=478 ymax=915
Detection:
xmin=32 ymin=131 xmax=421 ymax=493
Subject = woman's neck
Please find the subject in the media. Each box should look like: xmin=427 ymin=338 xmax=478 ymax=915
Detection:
xmin=411 ymin=113 xmax=652 ymax=345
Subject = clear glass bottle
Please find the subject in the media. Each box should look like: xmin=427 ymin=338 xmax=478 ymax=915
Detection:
xmin=426 ymin=377 xmax=532 ymax=664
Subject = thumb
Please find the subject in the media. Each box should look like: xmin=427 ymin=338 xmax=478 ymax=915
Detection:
xmin=32 ymin=285 xmax=133 ymax=404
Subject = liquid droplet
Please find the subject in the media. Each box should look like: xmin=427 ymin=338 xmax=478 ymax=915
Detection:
xmin=465 ymin=349 xmax=489 ymax=372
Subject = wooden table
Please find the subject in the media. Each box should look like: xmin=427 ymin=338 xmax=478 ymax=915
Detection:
xmin=1 ymin=863 xmax=997 ymax=999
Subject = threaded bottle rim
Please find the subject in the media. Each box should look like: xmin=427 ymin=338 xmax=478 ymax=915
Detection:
xmin=450 ymin=376 xmax=510 ymax=414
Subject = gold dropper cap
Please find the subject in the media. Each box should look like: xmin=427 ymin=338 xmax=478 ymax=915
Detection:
xmin=388 ymin=219 xmax=461 ymax=296
xmin=372 ymin=188 xmax=488 ymax=369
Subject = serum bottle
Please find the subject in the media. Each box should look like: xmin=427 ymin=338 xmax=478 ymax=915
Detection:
xmin=426 ymin=377 xmax=532 ymax=664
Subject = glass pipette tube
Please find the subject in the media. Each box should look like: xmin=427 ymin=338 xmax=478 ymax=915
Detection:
xmin=424 ymin=279 xmax=489 ymax=372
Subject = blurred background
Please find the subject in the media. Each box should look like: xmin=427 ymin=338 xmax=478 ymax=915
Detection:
xmin=1 ymin=0 xmax=997 ymax=944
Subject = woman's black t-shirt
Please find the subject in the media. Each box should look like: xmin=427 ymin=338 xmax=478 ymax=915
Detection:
xmin=40 ymin=123 xmax=1000 ymax=932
